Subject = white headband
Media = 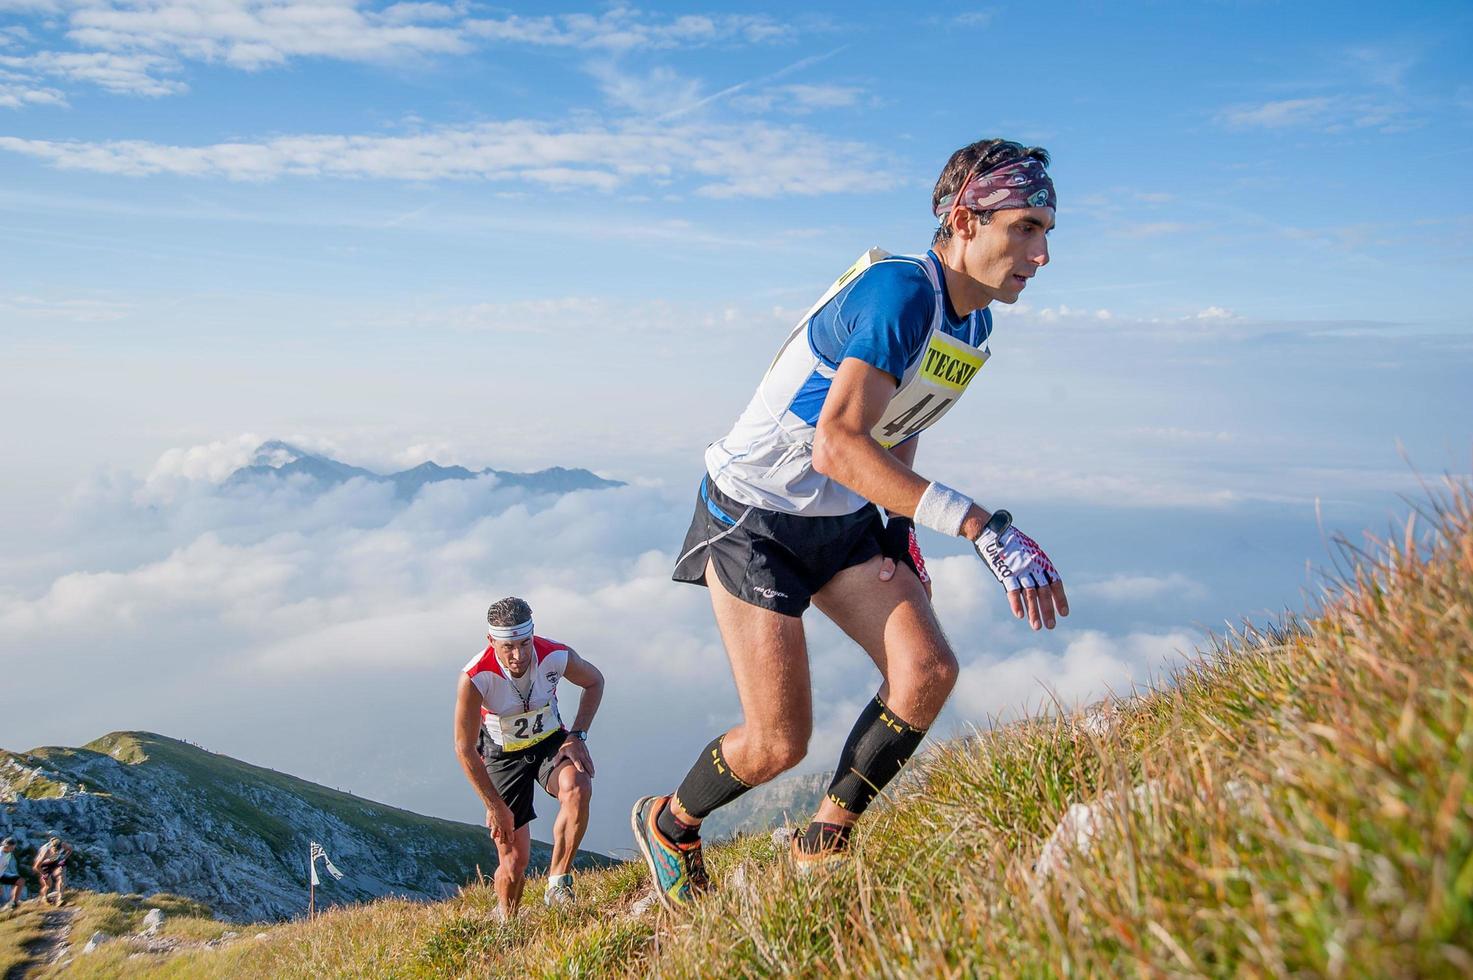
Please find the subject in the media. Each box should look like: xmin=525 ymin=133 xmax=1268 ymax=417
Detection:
xmin=488 ymin=619 xmax=534 ymax=641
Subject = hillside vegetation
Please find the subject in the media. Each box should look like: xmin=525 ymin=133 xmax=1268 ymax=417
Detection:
xmin=1 ymin=731 xmax=609 ymax=923
xmin=38 ymin=485 xmax=1473 ymax=977
xmin=2 ymin=891 xmax=228 ymax=978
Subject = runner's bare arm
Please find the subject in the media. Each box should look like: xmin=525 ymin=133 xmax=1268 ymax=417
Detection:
xmin=887 ymin=433 xmax=920 ymax=490
xmin=873 ymin=434 xmax=932 ymax=596
xmin=560 ymin=650 xmax=604 ymax=733
xmin=453 ymin=676 xmax=510 ymax=812
xmin=551 ymin=650 xmax=603 ymax=776
xmin=813 ymin=357 xmax=992 ymax=539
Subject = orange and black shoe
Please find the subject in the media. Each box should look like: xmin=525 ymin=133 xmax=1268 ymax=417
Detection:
xmin=631 ymin=795 xmax=711 ymax=909
xmin=789 ymin=820 xmax=853 ymax=874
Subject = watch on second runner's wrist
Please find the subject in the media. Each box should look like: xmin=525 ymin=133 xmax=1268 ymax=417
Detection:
xmin=570 ymin=729 xmax=588 ymax=742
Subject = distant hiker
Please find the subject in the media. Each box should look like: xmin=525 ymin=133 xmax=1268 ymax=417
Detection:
xmin=33 ymin=836 xmax=72 ymax=906
xmin=1 ymin=838 xmax=21 ymax=910
xmin=634 ymin=138 xmax=1069 ymax=908
xmin=454 ymin=596 xmax=605 ymax=918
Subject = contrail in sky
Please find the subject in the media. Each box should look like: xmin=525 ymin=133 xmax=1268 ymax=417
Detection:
xmin=654 ymin=45 xmax=850 ymax=123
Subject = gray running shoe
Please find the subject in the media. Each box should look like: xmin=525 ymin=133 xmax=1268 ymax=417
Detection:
xmin=543 ymin=873 xmax=574 ymax=906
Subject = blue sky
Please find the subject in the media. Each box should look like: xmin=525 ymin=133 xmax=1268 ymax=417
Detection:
xmin=2 ymin=1 xmax=1472 ymax=854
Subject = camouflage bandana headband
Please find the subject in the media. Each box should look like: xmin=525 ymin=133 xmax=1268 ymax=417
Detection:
xmin=933 ymin=157 xmax=1057 ymax=221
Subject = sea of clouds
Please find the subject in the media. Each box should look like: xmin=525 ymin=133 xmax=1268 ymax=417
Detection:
xmin=0 ymin=436 xmax=1214 ymax=855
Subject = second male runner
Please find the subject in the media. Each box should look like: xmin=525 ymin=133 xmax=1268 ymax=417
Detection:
xmin=454 ymin=596 xmax=604 ymax=917
xmin=633 ymin=138 xmax=1070 ymax=908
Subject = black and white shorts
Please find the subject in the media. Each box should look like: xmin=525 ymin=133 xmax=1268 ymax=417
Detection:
xmin=672 ymin=476 xmax=885 ymax=617
xmin=478 ymin=728 xmax=569 ymax=830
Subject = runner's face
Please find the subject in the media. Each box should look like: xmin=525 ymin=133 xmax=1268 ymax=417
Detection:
xmin=493 ymin=636 xmax=535 ymax=676
xmin=959 ymin=206 xmax=1053 ymax=304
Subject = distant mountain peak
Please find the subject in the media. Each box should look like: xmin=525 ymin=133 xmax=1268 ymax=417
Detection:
xmin=225 ymin=441 xmax=622 ymax=500
xmin=250 ymin=440 xmax=311 ymax=468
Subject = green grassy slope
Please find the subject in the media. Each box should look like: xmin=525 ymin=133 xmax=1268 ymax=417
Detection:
xmin=43 ymin=486 xmax=1473 ymax=977
xmin=77 ymin=731 xmax=498 ymax=859
xmin=3 ymin=730 xmax=615 ymax=924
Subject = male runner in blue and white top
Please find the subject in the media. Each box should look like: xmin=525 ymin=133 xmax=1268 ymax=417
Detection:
xmin=633 ymin=138 xmax=1070 ymax=908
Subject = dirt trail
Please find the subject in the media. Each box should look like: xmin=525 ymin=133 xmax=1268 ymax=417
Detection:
xmin=4 ymin=906 xmax=78 ymax=980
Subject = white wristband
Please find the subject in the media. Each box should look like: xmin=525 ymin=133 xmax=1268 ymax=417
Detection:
xmin=914 ymin=481 xmax=973 ymax=538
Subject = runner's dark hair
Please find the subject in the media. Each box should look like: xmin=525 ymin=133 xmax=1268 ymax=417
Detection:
xmin=932 ymin=138 xmax=1051 ymax=245
xmin=487 ymin=596 xmax=533 ymax=628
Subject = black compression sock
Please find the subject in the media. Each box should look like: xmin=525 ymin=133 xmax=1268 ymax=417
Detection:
xmin=796 ymin=821 xmax=851 ymax=854
xmin=825 ymin=694 xmax=927 ymax=816
xmin=655 ymin=799 xmax=702 ymax=845
xmin=672 ymin=735 xmax=754 ymax=820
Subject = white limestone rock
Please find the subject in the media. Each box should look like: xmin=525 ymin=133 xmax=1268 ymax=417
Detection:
xmin=141 ymin=907 xmax=166 ymax=933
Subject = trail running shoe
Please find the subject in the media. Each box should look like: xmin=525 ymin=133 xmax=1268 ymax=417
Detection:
xmin=788 ymin=822 xmax=852 ymax=875
xmin=631 ymin=795 xmax=710 ymax=909
xmin=543 ymin=874 xmax=574 ymax=907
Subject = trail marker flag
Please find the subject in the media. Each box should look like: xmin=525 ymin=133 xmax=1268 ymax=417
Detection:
xmin=310 ymin=841 xmax=344 ymax=885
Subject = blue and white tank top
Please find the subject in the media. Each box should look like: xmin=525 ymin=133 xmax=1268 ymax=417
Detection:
xmin=704 ymin=249 xmax=993 ymax=516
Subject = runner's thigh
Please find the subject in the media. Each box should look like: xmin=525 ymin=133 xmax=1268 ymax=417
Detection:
xmin=812 ymin=554 xmax=954 ymax=711
xmin=542 ymin=751 xmax=588 ymax=798
xmin=706 ymin=557 xmax=812 ymax=734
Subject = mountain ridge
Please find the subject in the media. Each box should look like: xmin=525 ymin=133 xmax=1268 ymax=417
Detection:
xmin=223 ymin=440 xmax=624 ymax=499
xmin=0 ymin=730 xmax=612 ymax=923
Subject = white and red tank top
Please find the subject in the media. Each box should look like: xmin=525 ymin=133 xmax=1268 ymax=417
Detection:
xmin=462 ymin=636 xmax=571 ymax=749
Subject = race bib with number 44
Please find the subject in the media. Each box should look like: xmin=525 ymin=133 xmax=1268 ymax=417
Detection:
xmin=872 ymin=330 xmax=989 ymax=449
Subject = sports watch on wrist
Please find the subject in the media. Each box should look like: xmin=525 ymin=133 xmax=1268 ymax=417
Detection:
xmin=570 ymin=729 xmax=588 ymax=742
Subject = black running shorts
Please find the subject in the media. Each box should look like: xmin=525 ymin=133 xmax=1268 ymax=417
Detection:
xmin=671 ymin=476 xmax=885 ymax=617
xmin=478 ymin=728 xmax=569 ymax=830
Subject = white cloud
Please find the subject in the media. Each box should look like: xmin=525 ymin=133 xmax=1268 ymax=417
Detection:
xmin=995 ymin=302 xmax=1252 ymax=335
xmin=0 ymin=49 xmax=183 ymax=95
xmin=1113 ymin=221 xmax=1190 ymax=239
xmin=0 ymin=118 xmax=895 ymax=198
xmin=924 ymin=9 xmax=994 ymax=29
xmin=143 ymin=434 xmax=265 ymax=491
xmin=1193 ymin=305 xmax=1237 ymax=320
xmin=1000 ymin=302 xmax=1118 ymax=324
xmin=585 ymin=61 xmax=704 ymax=116
xmin=0 ymin=2 xmax=792 ymax=102
xmin=731 ymin=83 xmax=864 ymax=115
xmin=0 ymin=77 xmax=65 ymax=107
xmin=0 ymin=0 xmax=64 ymax=11
xmin=953 ymin=10 xmax=995 ymax=28
xmin=1217 ymin=95 xmax=1416 ymax=133
xmin=948 ymin=629 xmax=1198 ymax=721
xmin=65 ymin=0 xmax=471 ymax=70
xmin=1221 ymin=96 xmax=1333 ymax=129
xmin=376 ymin=1 xmax=463 ymax=26
xmin=464 ymin=8 xmax=791 ymax=51
xmin=941 ymin=458 xmax=1246 ymax=510
xmin=1075 ymin=573 xmax=1207 ymax=603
